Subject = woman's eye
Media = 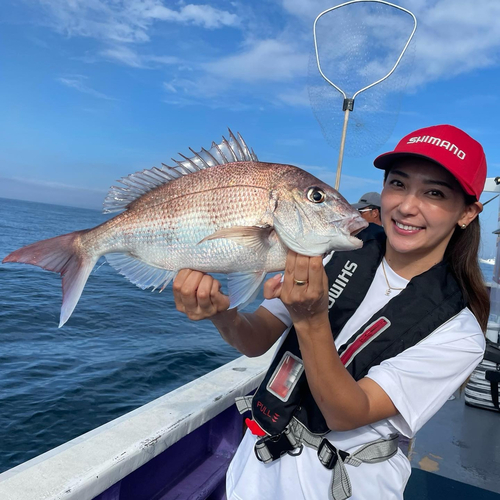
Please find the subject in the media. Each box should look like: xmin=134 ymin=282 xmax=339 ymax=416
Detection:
xmin=307 ymin=187 xmax=326 ymax=203
xmin=428 ymin=190 xmax=444 ymax=198
xmin=389 ymin=179 xmax=404 ymax=188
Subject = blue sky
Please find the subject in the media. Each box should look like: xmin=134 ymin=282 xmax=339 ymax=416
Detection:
xmin=1 ymin=0 xmax=499 ymax=256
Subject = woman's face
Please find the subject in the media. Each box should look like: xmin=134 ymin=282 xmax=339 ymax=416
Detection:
xmin=381 ymin=159 xmax=480 ymax=261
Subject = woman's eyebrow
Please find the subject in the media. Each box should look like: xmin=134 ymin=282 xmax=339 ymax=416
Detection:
xmin=423 ymin=179 xmax=454 ymax=189
xmin=389 ymin=169 xmax=408 ymax=178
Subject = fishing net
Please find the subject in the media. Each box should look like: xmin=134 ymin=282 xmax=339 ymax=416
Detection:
xmin=308 ymin=1 xmax=416 ymax=159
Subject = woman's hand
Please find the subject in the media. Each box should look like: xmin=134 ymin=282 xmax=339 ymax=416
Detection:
xmin=173 ymin=269 xmax=230 ymax=321
xmin=264 ymin=251 xmax=329 ymax=327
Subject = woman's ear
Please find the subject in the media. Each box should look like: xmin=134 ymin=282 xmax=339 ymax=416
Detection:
xmin=458 ymin=202 xmax=482 ymax=228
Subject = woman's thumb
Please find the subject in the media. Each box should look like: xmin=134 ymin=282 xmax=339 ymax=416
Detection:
xmin=263 ymin=273 xmax=283 ymax=299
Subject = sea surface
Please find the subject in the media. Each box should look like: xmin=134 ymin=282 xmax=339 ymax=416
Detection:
xmin=0 ymin=197 xmax=495 ymax=474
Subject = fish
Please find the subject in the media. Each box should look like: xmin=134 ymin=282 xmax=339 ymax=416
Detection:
xmin=2 ymin=130 xmax=368 ymax=327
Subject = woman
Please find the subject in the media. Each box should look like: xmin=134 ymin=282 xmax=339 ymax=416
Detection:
xmin=173 ymin=124 xmax=488 ymax=500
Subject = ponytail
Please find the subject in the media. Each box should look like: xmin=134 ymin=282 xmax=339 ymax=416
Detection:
xmin=444 ymin=216 xmax=489 ymax=332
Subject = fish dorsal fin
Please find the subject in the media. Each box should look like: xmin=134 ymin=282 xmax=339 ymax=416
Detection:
xmin=103 ymin=129 xmax=258 ymax=214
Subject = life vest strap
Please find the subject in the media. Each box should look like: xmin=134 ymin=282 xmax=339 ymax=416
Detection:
xmin=289 ymin=418 xmax=399 ymax=500
xmin=237 ymin=396 xmax=400 ymax=500
xmin=235 ymin=395 xmax=253 ymax=414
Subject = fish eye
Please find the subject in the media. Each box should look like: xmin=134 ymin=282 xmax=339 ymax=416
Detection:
xmin=307 ymin=187 xmax=326 ymax=203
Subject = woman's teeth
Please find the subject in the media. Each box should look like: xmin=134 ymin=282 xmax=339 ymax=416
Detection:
xmin=395 ymin=221 xmax=422 ymax=231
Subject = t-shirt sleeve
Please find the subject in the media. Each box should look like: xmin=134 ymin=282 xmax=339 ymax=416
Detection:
xmin=260 ymin=297 xmax=293 ymax=328
xmin=365 ymin=309 xmax=485 ymax=438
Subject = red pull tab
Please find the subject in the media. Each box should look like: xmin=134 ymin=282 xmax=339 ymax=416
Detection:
xmin=245 ymin=418 xmax=266 ymax=436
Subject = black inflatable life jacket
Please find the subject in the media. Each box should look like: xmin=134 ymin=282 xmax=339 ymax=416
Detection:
xmin=252 ymin=224 xmax=467 ymax=436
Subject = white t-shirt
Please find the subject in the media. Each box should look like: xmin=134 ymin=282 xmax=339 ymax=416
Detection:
xmin=226 ymin=259 xmax=485 ymax=500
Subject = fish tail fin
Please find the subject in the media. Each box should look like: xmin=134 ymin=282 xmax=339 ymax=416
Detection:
xmin=2 ymin=230 xmax=98 ymax=327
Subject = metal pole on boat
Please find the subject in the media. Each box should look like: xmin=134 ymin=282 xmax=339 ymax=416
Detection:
xmin=313 ymin=0 xmax=417 ymax=191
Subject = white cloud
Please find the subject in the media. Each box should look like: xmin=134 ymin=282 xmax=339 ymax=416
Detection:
xmin=282 ymin=0 xmax=500 ymax=88
xmin=142 ymin=3 xmax=239 ymax=29
xmin=101 ymin=46 xmax=144 ymax=67
xmin=204 ymin=39 xmax=308 ymax=82
xmin=100 ymin=46 xmax=178 ymax=67
xmin=406 ymin=0 xmax=500 ymax=86
xmin=277 ymin=88 xmax=310 ymax=107
xmin=38 ymin=0 xmax=239 ymax=43
xmin=57 ymin=75 xmax=115 ymax=100
xmin=35 ymin=0 xmax=500 ymax=108
xmin=39 ymin=0 xmax=151 ymax=43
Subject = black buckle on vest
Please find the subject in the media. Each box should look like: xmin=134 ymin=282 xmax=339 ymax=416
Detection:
xmin=255 ymin=433 xmax=297 ymax=462
xmin=317 ymin=438 xmax=348 ymax=470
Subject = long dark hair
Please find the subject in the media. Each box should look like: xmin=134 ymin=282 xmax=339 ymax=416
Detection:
xmin=444 ymin=214 xmax=489 ymax=332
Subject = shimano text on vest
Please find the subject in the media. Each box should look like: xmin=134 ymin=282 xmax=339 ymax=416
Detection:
xmin=328 ymin=260 xmax=358 ymax=309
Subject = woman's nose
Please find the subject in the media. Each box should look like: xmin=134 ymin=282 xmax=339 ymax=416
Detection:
xmin=397 ymin=193 xmax=419 ymax=215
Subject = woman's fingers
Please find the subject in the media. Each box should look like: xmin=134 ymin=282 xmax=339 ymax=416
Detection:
xmin=172 ymin=269 xmax=195 ymax=312
xmin=179 ymin=270 xmax=205 ymax=310
xmin=308 ymin=255 xmax=326 ymax=291
xmin=280 ymin=251 xmax=329 ymax=322
xmin=197 ymin=274 xmax=215 ymax=309
xmin=292 ymin=253 xmax=310 ymax=286
xmin=173 ymin=269 xmax=229 ymax=320
xmin=211 ymin=279 xmax=231 ymax=311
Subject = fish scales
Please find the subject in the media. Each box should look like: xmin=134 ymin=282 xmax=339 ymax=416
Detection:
xmin=84 ymin=163 xmax=281 ymax=272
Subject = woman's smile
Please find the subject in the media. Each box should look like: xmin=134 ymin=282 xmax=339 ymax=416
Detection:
xmin=392 ymin=220 xmax=424 ymax=234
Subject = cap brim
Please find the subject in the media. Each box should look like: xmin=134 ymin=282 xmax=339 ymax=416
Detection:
xmin=373 ymin=151 xmax=442 ymax=171
xmin=351 ymin=202 xmax=369 ymax=209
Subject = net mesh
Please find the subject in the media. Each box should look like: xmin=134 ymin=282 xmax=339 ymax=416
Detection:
xmin=308 ymin=1 xmax=416 ymax=158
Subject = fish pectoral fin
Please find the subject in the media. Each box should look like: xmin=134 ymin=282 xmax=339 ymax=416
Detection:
xmin=198 ymin=225 xmax=274 ymax=255
xmin=227 ymin=271 xmax=267 ymax=310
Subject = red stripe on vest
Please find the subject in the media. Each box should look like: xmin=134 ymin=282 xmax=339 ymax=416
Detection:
xmin=340 ymin=317 xmax=389 ymax=366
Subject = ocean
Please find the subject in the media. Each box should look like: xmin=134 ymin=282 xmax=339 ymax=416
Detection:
xmin=0 ymin=197 xmax=495 ymax=474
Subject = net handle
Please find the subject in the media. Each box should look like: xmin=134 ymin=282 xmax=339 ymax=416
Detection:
xmin=313 ymin=0 xmax=417 ymax=101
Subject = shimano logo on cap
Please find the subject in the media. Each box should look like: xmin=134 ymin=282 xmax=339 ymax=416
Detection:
xmin=407 ymin=136 xmax=466 ymax=160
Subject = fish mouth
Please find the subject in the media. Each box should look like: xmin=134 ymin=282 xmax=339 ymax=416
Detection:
xmin=347 ymin=217 xmax=369 ymax=237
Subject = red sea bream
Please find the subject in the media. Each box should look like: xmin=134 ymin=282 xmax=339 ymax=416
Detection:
xmin=3 ymin=131 xmax=367 ymax=327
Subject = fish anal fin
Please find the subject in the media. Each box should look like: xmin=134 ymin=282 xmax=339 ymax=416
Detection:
xmin=227 ymin=271 xmax=267 ymax=310
xmin=106 ymin=253 xmax=176 ymax=292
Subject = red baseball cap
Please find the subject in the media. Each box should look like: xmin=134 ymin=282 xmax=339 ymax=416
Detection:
xmin=374 ymin=125 xmax=487 ymax=200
